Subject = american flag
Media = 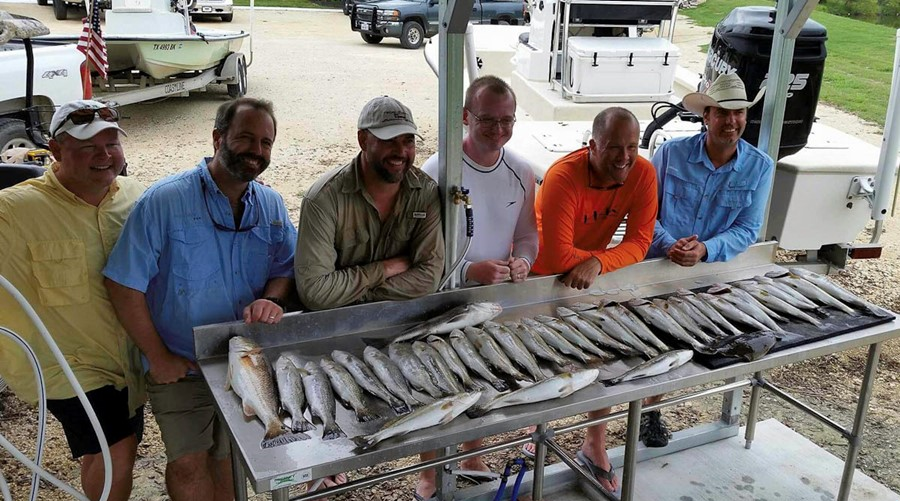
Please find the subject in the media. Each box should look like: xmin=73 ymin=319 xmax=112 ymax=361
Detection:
xmin=77 ymin=0 xmax=108 ymax=79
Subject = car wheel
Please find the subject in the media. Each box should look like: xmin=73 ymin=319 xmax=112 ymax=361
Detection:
xmin=0 ymin=119 xmax=37 ymax=154
xmin=38 ymin=0 xmax=48 ymax=5
xmin=221 ymin=13 xmax=233 ymax=21
xmin=361 ymin=33 xmax=383 ymax=44
xmin=342 ymin=0 xmax=351 ymax=15
xmin=400 ymin=21 xmax=424 ymax=49
xmin=53 ymin=0 xmax=67 ymax=20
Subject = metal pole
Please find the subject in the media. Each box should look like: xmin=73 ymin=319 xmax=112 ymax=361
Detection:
xmin=872 ymin=30 xmax=900 ymax=226
xmin=232 ymin=447 xmax=249 ymax=501
xmin=532 ymin=423 xmax=548 ymax=501
xmin=435 ymin=446 xmax=455 ymax=501
xmin=838 ymin=342 xmax=882 ymax=501
xmin=620 ymin=399 xmax=643 ymax=501
xmin=744 ymin=371 xmax=763 ymax=450
xmin=272 ymin=487 xmax=290 ymax=501
xmin=719 ymin=377 xmax=744 ymax=426
xmin=758 ymin=0 xmax=795 ymax=241
xmin=757 ymin=379 xmax=850 ymax=439
xmin=543 ymin=439 xmax=615 ymax=500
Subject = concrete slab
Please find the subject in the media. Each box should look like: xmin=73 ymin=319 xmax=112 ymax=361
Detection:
xmin=457 ymin=419 xmax=900 ymax=501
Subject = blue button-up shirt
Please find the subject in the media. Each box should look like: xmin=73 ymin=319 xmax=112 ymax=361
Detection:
xmin=103 ymin=159 xmax=297 ymax=367
xmin=647 ymin=133 xmax=774 ymax=262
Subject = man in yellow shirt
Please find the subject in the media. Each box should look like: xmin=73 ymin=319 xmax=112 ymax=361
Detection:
xmin=0 ymin=100 xmax=146 ymax=501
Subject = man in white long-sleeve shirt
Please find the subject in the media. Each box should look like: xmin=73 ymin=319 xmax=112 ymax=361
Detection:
xmin=422 ymin=75 xmax=538 ymax=287
xmin=416 ymin=75 xmax=538 ymax=501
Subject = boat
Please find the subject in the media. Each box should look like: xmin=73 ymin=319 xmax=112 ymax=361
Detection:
xmin=43 ymin=0 xmax=248 ymax=79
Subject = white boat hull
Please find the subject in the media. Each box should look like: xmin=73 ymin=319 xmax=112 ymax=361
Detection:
xmin=105 ymin=32 xmax=247 ymax=78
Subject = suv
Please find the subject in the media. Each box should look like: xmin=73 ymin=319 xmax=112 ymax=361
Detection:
xmin=190 ymin=0 xmax=234 ymax=22
xmin=351 ymin=0 xmax=524 ymax=49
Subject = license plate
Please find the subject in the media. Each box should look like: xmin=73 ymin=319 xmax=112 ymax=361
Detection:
xmin=359 ymin=21 xmax=370 ymax=30
xmin=201 ymin=6 xmax=212 ymax=11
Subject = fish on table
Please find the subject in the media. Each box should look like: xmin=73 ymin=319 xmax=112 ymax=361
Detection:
xmin=505 ymin=321 xmax=571 ymax=368
xmin=733 ymin=281 xmax=825 ymax=328
xmin=427 ymin=335 xmax=482 ymax=391
xmin=521 ymin=317 xmax=593 ymax=364
xmin=626 ymin=299 xmax=708 ymax=352
xmin=413 ymin=340 xmax=466 ymax=396
xmin=651 ymin=298 xmax=717 ymax=345
xmin=765 ymin=270 xmax=858 ymax=316
xmin=600 ymin=301 xmax=674 ymax=353
xmin=675 ymin=289 xmax=744 ymax=336
xmin=788 ymin=267 xmax=887 ymax=316
xmin=558 ymin=306 xmax=643 ymax=357
xmin=352 ymin=392 xmax=483 ymax=451
xmin=468 ymin=369 xmax=600 ymax=418
xmin=569 ymin=302 xmax=661 ymax=358
xmin=449 ymin=329 xmax=510 ymax=392
xmin=392 ymin=302 xmax=503 ymax=343
xmin=483 ymin=321 xmax=548 ymax=381
xmin=388 ymin=342 xmax=445 ymax=399
xmin=226 ymin=336 xmax=296 ymax=448
xmin=698 ymin=331 xmax=779 ymax=362
xmin=605 ymin=350 xmax=694 ymax=386
xmin=698 ymin=292 xmax=771 ymax=333
xmin=301 ymin=361 xmax=346 ymax=440
xmin=333 ymin=350 xmax=411 ymax=415
xmin=274 ymin=355 xmax=314 ymax=436
xmin=535 ymin=315 xmax=615 ymax=360
xmin=364 ymin=346 xmax=430 ymax=409
xmin=666 ymin=296 xmax=729 ymax=339
xmin=464 ymin=326 xmax=533 ymax=382
xmin=752 ymin=275 xmax=819 ymax=310
xmin=320 ymin=357 xmax=379 ymax=423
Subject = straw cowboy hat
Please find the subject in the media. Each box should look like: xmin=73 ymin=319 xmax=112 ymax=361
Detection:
xmin=682 ymin=73 xmax=766 ymax=117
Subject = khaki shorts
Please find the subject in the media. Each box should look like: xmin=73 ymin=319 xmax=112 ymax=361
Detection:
xmin=147 ymin=375 xmax=231 ymax=462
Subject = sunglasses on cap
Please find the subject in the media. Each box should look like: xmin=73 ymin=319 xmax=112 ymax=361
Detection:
xmin=51 ymin=106 xmax=120 ymax=138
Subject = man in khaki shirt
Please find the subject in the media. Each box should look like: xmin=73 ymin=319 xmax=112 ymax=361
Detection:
xmin=0 ymin=100 xmax=145 ymax=501
xmin=295 ymin=96 xmax=444 ymax=311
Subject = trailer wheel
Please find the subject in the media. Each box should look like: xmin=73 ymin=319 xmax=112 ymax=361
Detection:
xmin=38 ymin=0 xmax=48 ymax=5
xmin=53 ymin=0 xmax=67 ymax=20
xmin=0 ymin=119 xmax=37 ymax=153
xmin=361 ymin=33 xmax=383 ymax=44
xmin=227 ymin=55 xmax=247 ymax=98
xmin=400 ymin=21 xmax=424 ymax=49
xmin=221 ymin=13 xmax=233 ymax=21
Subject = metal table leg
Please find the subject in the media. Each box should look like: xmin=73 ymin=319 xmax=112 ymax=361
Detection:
xmin=435 ymin=446 xmax=455 ymax=501
xmin=532 ymin=423 xmax=548 ymax=501
xmin=838 ymin=342 xmax=882 ymax=501
xmin=232 ymin=444 xmax=248 ymax=501
xmin=620 ymin=399 xmax=643 ymax=501
xmin=719 ymin=376 xmax=743 ymax=426
xmin=745 ymin=371 xmax=764 ymax=449
xmin=271 ymin=487 xmax=289 ymax=501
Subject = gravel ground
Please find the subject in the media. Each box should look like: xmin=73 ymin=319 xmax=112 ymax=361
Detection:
xmin=0 ymin=4 xmax=899 ymax=500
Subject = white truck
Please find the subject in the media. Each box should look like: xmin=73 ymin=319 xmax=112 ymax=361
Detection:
xmin=0 ymin=29 xmax=87 ymax=152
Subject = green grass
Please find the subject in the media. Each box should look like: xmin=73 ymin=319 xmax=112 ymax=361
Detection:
xmin=681 ymin=0 xmax=895 ymax=127
xmin=233 ymin=0 xmax=338 ymax=8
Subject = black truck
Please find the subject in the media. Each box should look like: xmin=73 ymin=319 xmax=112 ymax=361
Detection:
xmin=350 ymin=0 xmax=525 ymax=49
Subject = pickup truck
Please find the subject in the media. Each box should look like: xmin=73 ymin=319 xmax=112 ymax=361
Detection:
xmin=1 ymin=32 xmax=87 ymax=152
xmin=350 ymin=0 xmax=525 ymax=49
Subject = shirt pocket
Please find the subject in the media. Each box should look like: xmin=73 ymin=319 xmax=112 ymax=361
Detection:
xmin=169 ymin=226 xmax=220 ymax=282
xmin=247 ymin=225 xmax=285 ymax=279
xmin=663 ymin=177 xmax=702 ymax=227
xmin=716 ymin=189 xmax=753 ymax=209
xmin=339 ymin=227 xmax=371 ymax=259
xmin=28 ymin=239 xmax=89 ymax=306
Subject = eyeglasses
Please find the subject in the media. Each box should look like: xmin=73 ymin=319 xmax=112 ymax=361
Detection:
xmin=51 ymin=106 xmax=119 ymax=138
xmin=200 ymin=176 xmax=259 ymax=232
xmin=466 ymin=109 xmax=516 ymax=129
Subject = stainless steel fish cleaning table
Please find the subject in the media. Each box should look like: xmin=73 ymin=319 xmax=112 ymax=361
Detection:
xmin=193 ymin=242 xmax=900 ymax=501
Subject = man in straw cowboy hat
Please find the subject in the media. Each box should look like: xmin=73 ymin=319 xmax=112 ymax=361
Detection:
xmin=641 ymin=73 xmax=775 ymax=447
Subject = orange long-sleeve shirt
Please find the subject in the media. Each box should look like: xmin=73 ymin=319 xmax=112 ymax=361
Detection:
xmin=532 ymin=147 xmax=658 ymax=275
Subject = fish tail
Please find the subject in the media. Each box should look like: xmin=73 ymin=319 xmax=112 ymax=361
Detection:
xmin=323 ymin=422 xmax=346 ymax=440
xmin=261 ymin=431 xmax=309 ymax=449
xmin=356 ymin=408 xmax=380 ymax=423
xmin=489 ymin=379 xmax=510 ymax=392
xmin=351 ymin=435 xmax=375 ymax=451
xmin=465 ymin=406 xmax=488 ymax=419
xmin=392 ymin=402 xmax=412 ymax=415
xmin=292 ymin=417 xmax=315 ymax=433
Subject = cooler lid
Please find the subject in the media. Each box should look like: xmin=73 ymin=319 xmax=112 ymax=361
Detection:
xmin=567 ymin=36 xmax=680 ymax=58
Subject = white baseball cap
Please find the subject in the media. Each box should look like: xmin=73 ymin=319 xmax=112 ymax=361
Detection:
xmin=50 ymin=100 xmax=126 ymax=140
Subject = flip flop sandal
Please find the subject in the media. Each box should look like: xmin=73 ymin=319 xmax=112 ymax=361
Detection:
xmin=454 ymin=469 xmax=501 ymax=484
xmin=521 ymin=443 xmax=536 ymax=459
xmin=412 ymin=492 xmax=437 ymax=501
xmin=575 ymin=450 xmax=618 ymax=496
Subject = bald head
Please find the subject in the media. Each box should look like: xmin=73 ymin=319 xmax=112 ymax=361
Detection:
xmin=591 ymin=107 xmax=639 ymax=143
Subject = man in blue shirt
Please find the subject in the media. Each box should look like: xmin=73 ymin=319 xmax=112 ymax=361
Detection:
xmin=103 ymin=98 xmax=296 ymax=501
xmin=642 ymin=73 xmax=774 ymax=447
xmin=648 ymin=72 xmax=774 ymax=266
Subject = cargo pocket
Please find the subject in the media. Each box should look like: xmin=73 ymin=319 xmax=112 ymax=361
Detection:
xmin=28 ymin=240 xmax=89 ymax=306
xmin=170 ymin=226 xmax=220 ymax=282
xmin=246 ymin=225 xmax=284 ymax=280
xmin=663 ymin=178 xmax=701 ymax=228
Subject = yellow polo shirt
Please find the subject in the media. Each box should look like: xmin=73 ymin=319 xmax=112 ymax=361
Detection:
xmin=0 ymin=165 xmax=146 ymax=415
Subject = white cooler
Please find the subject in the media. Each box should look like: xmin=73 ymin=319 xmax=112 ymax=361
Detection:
xmin=564 ymin=36 xmax=680 ymax=102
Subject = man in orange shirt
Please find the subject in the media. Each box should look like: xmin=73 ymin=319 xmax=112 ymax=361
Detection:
xmin=532 ymin=107 xmax=657 ymax=494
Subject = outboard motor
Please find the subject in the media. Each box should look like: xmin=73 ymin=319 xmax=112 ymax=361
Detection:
xmin=641 ymin=5 xmax=827 ymax=159
xmin=705 ymin=6 xmax=827 ymax=158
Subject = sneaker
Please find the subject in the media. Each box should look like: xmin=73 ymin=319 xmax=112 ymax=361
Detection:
xmin=639 ymin=410 xmax=671 ymax=448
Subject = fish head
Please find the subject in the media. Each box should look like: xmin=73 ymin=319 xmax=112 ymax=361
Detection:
xmin=626 ymin=298 xmax=650 ymax=307
xmin=363 ymin=346 xmax=380 ymax=357
xmin=449 ymin=329 xmax=466 ymax=340
xmin=331 ymin=350 xmax=350 ymax=363
xmin=229 ymin=336 xmax=260 ymax=355
xmin=556 ymin=307 xmax=576 ymax=317
xmin=707 ymin=283 xmax=732 ymax=294
xmin=426 ymin=334 xmax=444 ymax=344
xmin=482 ymin=320 xmax=501 ymax=329
xmin=569 ymin=302 xmax=597 ymax=312
xmin=412 ymin=341 xmax=430 ymax=355
xmin=764 ymin=270 xmax=789 ymax=279
xmin=674 ymin=288 xmax=695 ymax=296
xmin=274 ymin=355 xmax=296 ymax=372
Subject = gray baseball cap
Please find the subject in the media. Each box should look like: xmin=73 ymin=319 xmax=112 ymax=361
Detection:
xmin=357 ymin=96 xmax=422 ymax=140
xmin=50 ymin=100 xmax=126 ymax=140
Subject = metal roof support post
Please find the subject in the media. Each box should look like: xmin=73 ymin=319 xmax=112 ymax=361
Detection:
xmin=871 ymin=30 xmax=900 ymax=235
xmin=437 ymin=0 xmax=474 ymax=282
xmin=758 ymin=0 xmax=818 ymax=241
